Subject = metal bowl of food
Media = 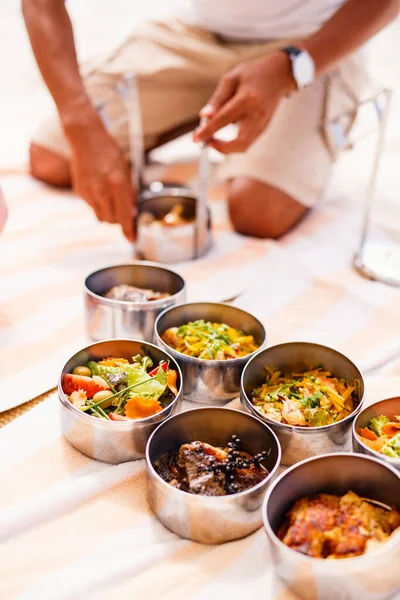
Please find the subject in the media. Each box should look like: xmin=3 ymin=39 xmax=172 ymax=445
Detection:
xmin=155 ymin=302 xmax=266 ymax=404
xmin=146 ymin=406 xmax=281 ymax=544
xmin=84 ymin=262 xmax=186 ymax=342
xmin=136 ymin=188 xmax=212 ymax=263
xmin=352 ymin=397 xmax=400 ymax=472
xmin=263 ymin=453 xmax=400 ymax=600
xmin=241 ymin=342 xmax=365 ymax=466
xmin=58 ymin=339 xmax=182 ymax=463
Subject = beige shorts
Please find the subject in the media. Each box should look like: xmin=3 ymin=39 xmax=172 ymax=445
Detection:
xmin=33 ymin=19 xmax=368 ymax=208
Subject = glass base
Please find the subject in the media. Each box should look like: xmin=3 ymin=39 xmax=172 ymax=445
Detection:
xmin=354 ymin=241 xmax=400 ymax=287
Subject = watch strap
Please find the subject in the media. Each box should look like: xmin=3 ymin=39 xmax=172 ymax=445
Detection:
xmin=280 ymin=45 xmax=302 ymax=58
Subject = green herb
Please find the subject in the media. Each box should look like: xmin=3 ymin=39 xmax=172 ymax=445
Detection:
xmin=299 ymin=391 xmax=323 ymax=409
xmin=100 ymin=374 xmax=116 ymax=394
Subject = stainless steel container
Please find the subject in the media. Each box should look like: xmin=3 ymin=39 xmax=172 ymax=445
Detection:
xmin=84 ymin=262 xmax=186 ymax=342
xmin=352 ymin=397 xmax=400 ymax=472
xmin=263 ymin=453 xmax=400 ymax=600
xmin=58 ymin=339 xmax=182 ymax=463
xmin=146 ymin=407 xmax=281 ymax=544
xmin=241 ymin=342 xmax=365 ymax=466
xmin=155 ymin=302 xmax=266 ymax=404
xmin=136 ymin=188 xmax=212 ymax=263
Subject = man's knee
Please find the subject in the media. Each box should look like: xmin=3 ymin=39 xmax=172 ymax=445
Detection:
xmin=227 ymin=177 xmax=308 ymax=239
xmin=29 ymin=143 xmax=72 ymax=188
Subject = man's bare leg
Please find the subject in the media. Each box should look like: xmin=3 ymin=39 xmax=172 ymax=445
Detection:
xmin=29 ymin=142 xmax=72 ymax=187
xmin=227 ymin=177 xmax=309 ymax=239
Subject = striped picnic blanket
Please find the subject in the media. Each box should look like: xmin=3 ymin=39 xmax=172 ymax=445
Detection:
xmin=1 ymin=164 xmax=400 ymax=599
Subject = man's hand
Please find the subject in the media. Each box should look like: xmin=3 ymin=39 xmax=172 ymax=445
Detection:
xmin=64 ymin=107 xmax=136 ymax=242
xmin=193 ymin=52 xmax=295 ymax=154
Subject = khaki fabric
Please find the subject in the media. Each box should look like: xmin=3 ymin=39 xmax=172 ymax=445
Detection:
xmin=33 ymin=19 xmax=367 ymax=207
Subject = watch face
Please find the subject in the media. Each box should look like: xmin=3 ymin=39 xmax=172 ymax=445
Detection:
xmin=293 ymin=52 xmax=315 ymax=88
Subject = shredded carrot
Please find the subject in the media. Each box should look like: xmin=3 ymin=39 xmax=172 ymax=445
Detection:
xmin=167 ymin=370 xmax=179 ymax=396
xmin=381 ymin=422 xmax=400 ymax=437
xmin=124 ymin=396 xmax=162 ymax=419
xmin=359 ymin=436 xmax=387 ymax=453
xmin=98 ymin=357 xmax=129 ymax=366
xmin=359 ymin=427 xmax=378 ymax=441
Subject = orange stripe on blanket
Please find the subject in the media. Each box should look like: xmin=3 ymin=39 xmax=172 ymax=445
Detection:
xmin=0 ymin=278 xmax=82 ymax=327
xmin=0 ymin=470 xmax=150 ymax=598
xmin=181 ymin=237 xmax=271 ymax=284
xmin=4 ymin=179 xmax=72 ymax=210
xmin=0 ymin=232 xmax=124 ymax=276
xmin=2 ymin=206 xmax=91 ymax=243
xmin=0 ymin=315 xmax=84 ymax=379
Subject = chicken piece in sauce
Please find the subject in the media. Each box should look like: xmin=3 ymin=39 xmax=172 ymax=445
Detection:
xmin=278 ymin=490 xmax=400 ymax=559
xmin=154 ymin=436 xmax=269 ymax=496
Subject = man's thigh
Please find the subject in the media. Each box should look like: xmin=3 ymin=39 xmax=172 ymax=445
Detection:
xmin=220 ymin=53 xmax=368 ymax=209
xmin=32 ymin=20 xmax=231 ymax=159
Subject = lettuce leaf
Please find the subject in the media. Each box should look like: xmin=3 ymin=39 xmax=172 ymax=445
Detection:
xmin=86 ymin=357 xmax=167 ymax=400
xmin=369 ymin=415 xmax=389 ymax=437
xmin=86 ymin=361 xmax=120 ymax=376
xmin=125 ymin=366 xmax=167 ymax=400
xmin=382 ymin=432 xmax=400 ymax=459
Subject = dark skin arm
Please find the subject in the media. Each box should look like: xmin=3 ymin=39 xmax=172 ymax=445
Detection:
xmin=194 ymin=0 xmax=399 ymax=153
xmin=22 ymin=0 xmax=135 ymax=241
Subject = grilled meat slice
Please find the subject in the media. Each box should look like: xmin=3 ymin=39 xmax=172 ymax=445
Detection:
xmin=178 ymin=441 xmax=227 ymax=496
xmin=154 ymin=440 xmax=269 ymax=496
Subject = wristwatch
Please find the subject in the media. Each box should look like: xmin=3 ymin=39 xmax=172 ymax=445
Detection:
xmin=281 ymin=46 xmax=315 ymax=90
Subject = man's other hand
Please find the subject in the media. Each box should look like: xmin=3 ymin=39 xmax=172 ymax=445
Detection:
xmin=193 ymin=52 xmax=294 ymax=154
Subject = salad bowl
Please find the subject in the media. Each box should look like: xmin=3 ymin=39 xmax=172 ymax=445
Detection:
xmin=84 ymin=262 xmax=186 ymax=343
xmin=352 ymin=397 xmax=400 ymax=472
xmin=154 ymin=302 xmax=266 ymax=404
xmin=240 ymin=342 xmax=365 ymax=466
xmin=58 ymin=339 xmax=182 ymax=463
xmin=146 ymin=407 xmax=281 ymax=544
xmin=263 ymin=453 xmax=400 ymax=600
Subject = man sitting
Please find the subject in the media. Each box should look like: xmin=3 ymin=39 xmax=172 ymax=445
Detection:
xmin=22 ymin=0 xmax=398 ymax=241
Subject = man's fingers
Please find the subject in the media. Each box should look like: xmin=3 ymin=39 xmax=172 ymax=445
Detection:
xmin=91 ymin=182 xmax=116 ymax=223
xmin=112 ymin=176 xmax=135 ymax=242
xmin=208 ymin=137 xmax=248 ymax=155
xmin=199 ymin=104 xmax=216 ymax=119
xmin=208 ymin=118 xmax=257 ymax=154
xmin=194 ymin=95 xmax=247 ymax=142
xmin=195 ymin=73 xmax=239 ymax=136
